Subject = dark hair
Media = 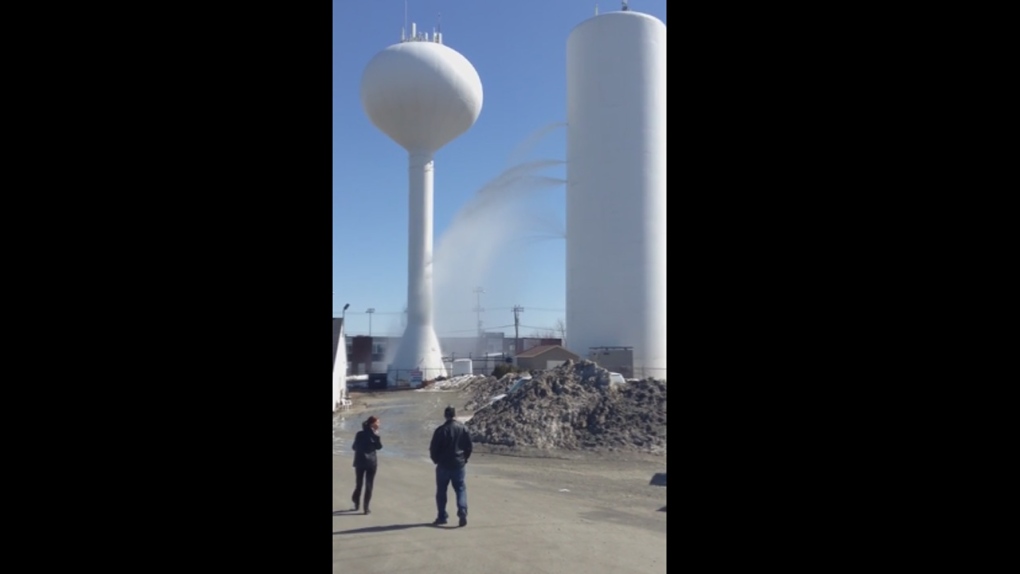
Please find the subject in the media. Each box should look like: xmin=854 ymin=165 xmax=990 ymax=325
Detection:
xmin=363 ymin=416 xmax=378 ymax=429
xmin=444 ymin=406 xmax=456 ymax=419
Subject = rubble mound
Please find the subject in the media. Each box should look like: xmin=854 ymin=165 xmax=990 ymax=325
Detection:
xmin=463 ymin=373 xmax=517 ymax=411
xmin=465 ymin=360 xmax=666 ymax=454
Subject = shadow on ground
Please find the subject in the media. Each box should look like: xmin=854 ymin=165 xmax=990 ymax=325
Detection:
xmin=658 ymin=506 xmax=666 ymax=512
xmin=333 ymin=523 xmax=434 ymax=535
xmin=333 ymin=508 xmax=361 ymax=515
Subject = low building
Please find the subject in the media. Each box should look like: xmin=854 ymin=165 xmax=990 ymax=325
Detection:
xmin=515 ymin=345 xmax=580 ymax=372
xmin=441 ymin=332 xmax=506 ymax=359
xmin=348 ymin=335 xmax=397 ymax=375
xmin=587 ymin=346 xmax=634 ymax=378
xmin=504 ymin=337 xmax=562 ymax=356
xmin=343 ymin=333 xmax=566 ymax=377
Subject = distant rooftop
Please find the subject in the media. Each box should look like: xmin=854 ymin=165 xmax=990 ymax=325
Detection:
xmin=515 ymin=344 xmax=571 ymax=359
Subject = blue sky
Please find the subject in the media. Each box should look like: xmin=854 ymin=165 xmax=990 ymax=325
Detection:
xmin=333 ymin=0 xmax=667 ymax=338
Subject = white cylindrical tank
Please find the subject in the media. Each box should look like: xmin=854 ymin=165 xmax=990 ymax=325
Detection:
xmin=566 ymin=11 xmax=667 ymax=380
xmin=452 ymin=358 xmax=473 ymax=377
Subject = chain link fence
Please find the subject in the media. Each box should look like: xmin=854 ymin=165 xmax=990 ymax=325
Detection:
xmin=373 ymin=363 xmax=666 ymax=389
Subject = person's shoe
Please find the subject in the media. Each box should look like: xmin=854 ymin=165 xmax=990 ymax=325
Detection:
xmin=364 ymin=509 xmax=371 ymax=515
xmin=458 ymin=516 xmax=467 ymax=527
xmin=352 ymin=497 xmax=359 ymax=511
xmin=432 ymin=518 xmax=448 ymax=526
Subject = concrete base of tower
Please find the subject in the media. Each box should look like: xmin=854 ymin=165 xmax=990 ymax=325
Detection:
xmin=386 ymin=322 xmax=448 ymax=386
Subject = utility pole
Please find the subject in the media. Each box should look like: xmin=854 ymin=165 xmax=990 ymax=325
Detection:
xmin=473 ymin=287 xmax=485 ymax=337
xmin=473 ymin=287 xmax=485 ymax=357
xmin=513 ymin=305 xmax=524 ymax=355
xmin=366 ymin=308 xmax=375 ymax=337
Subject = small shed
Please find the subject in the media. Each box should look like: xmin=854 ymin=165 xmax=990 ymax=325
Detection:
xmin=452 ymin=358 xmax=473 ymax=377
xmin=514 ymin=345 xmax=580 ymax=371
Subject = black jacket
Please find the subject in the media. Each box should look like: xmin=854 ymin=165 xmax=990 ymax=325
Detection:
xmin=352 ymin=428 xmax=382 ymax=469
xmin=430 ymin=419 xmax=473 ymax=469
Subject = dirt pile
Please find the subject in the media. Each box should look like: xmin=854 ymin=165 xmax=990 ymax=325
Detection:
xmin=463 ymin=373 xmax=516 ymax=411
xmin=465 ymin=361 xmax=666 ymax=454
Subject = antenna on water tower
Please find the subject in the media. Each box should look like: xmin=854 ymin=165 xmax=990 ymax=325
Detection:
xmin=621 ymin=0 xmax=629 ymax=10
xmin=595 ymin=3 xmax=599 ymax=15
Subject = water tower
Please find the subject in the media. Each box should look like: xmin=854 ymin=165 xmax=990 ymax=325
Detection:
xmin=361 ymin=23 xmax=483 ymax=382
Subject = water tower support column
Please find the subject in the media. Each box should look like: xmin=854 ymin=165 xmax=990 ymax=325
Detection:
xmin=406 ymin=151 xmax=435 ymax=329
xmin=389 ymin=150 xmax=447 ymax=382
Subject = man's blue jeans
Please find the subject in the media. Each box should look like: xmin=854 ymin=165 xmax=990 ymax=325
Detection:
xmin=435 ymin=464 xmax=468 ymax=520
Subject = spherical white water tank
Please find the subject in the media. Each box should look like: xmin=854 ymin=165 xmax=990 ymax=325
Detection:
xmin=452 ymin=358 xmax=473 ymax=377
xmin=566 ymin=11 xmax=667 ymax=380
xmin=361 ymin=41 xmax=483 ymax=153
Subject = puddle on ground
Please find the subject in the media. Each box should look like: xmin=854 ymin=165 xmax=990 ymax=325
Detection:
xmin=334 ymin=396 xmax=445 ymax=464
xmin=332 ymin=415 xmax=350 ymax=455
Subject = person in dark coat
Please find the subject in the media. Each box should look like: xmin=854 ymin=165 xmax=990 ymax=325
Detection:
xmin=351 ymin=415 xmax=382 ymax=514
xmin=429 ymin=406 xmax=472 ymax=527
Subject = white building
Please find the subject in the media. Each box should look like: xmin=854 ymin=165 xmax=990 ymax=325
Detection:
xmin=332 ymin=318 xmax=348 ymax=412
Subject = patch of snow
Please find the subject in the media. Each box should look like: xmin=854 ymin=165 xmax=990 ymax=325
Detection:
xmin=415 ymin=374 xmax=484 ymax=392
xmin=507 ymin=375 xmax=532 ymax=395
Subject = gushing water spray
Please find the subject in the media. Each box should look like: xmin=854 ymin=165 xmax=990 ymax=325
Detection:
xmin=432 ymin=151 xmax=566 ymax=338
xmin=505 ymin=122 xmax=567 ymax=168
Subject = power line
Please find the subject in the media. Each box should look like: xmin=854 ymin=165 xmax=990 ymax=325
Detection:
xmin=519 ymin=324 xmax=563 ymax=332
xmin=334 ymin=307 xmax=562 ymax=315
xmin=437 ymin=325 xmax=515 ymax=336
xmin=482 ymin=306 xmax=564 ymax=312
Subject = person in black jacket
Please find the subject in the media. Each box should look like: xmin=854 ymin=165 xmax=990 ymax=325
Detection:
xmin=429 ymin=406 xmax=473 ymax=527
xmin=351 ymin=415 xmax=382 ymax=514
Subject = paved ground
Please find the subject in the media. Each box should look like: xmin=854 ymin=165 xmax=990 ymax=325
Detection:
xmin=333 ymin=388 xmax=667 ymax=573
